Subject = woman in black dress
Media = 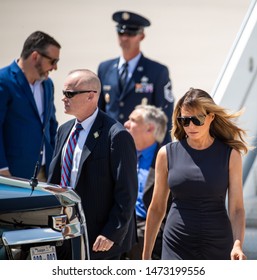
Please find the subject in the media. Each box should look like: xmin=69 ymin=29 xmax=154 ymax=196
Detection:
xmin=143 ymin=88 xmax=249 ymax=260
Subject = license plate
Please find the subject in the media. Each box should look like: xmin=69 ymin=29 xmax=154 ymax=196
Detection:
xmin=30 ymin=245 xmax=57 ymax=260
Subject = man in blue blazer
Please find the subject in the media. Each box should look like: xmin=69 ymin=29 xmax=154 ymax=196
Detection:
xmin=0 ymin=31 xmax=60 ymax=180
xmin=98 ymin=11 xmax=174 ymax=143
xmin=48 ymin=69 xmax=138 ymax=260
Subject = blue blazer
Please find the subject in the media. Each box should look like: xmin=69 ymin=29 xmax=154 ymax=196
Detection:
xmin=48 ymin=110 xmax=138 ymax=260
xmin=98 ymin=54 xmax=174 ymax=143
xmin=0 ymin=61 xmax=58 ymax=179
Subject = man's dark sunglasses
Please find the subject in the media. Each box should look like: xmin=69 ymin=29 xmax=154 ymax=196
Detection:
xmin=177 ymin=115 xmax=206 ymax=127
xmin=117 ymin=31 xmax=138 ymax=37
xmin=62 ymin=90 xmax=97 ymax=99
xmin=38 ymin=51 xmax=59 ymax=66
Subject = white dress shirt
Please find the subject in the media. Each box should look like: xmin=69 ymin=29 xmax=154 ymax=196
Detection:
xmin=118 ymin=52 xmax=142 ymax=82
xmin=62 ymin=108 xmax=98 ymax=188
xmin=30 ymin=80 xmax=46 ymax=165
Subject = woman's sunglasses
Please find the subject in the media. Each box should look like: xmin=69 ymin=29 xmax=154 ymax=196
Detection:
xmin=177 ymin=115 xmax=206 ymax=127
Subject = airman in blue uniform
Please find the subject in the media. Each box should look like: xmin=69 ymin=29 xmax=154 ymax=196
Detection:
xmin=97 ymin=11 xmax=174 ymax=143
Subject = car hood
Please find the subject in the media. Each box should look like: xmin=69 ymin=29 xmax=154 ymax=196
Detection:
xmin=0 ymin=176 xmax=82 ymax=212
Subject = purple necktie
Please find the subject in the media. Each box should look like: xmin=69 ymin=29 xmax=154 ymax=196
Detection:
xmin=60 ymin=123 xmax=83 ymax=187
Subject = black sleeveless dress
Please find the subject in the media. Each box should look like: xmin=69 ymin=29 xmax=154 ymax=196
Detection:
xmin=162 ymin=138 xmax=234 ymax=260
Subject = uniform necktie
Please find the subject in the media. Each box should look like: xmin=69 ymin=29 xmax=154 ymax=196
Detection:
xmin=119 ymin=62 xmax=128 ymax=91
xmin=60 ymin=123 xmax=83 ymax=187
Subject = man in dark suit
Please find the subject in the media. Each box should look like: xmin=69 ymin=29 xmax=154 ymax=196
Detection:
xmin=98 ymin=11 xmax=174 ymax=143
xmin=0 ymin=31 xmax=60 ymax=180
xmin=48 ymin=69 xmax=138 ymax=260
xmin=123 ymin=104 xmax=170 ymax=259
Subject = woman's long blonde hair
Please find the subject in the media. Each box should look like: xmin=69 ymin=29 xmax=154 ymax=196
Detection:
xmin=172 ymin=88 xmax=249 ymax=154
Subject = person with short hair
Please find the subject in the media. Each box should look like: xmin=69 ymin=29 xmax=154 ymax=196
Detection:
xmin=123 ymin=104 xmax=170 ymax=259
xmin=48 ymin=69 xmax=138 ymax=260
xmin=143 ymin=88 xmax=249 ymax=260
xmin=97 ymin=11 xmax=174 ymax=144
xmin=0 ymin=31 xmax=60 ymax=180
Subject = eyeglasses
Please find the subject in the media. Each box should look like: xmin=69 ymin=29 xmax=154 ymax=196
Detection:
xmin=116 ymin=26 xmax=142 ymax=37
xmin=62 ymin=90 xmax=97 ymax=99
xmin=38 ymin=51 xmax=59 ymax=66
xmin=177 ymin=115 xmax=206 ymax=127
xmin=117 ymin=31 xmax=138 ymax=37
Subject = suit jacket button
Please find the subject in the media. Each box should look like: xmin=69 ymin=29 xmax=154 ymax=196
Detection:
xmin=119 ymin=101 xmax=124 ymax=107
xmin=119 ymin=114 xmax=124 ymax=120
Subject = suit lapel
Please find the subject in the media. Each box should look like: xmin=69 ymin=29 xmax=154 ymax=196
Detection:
xmin=75 ymin=111 xmax=103 ymax=186
xmin=108 ymin=59 xmax=120 ymax=91
xmin=56 ymin=121 xmax=75 ymax=160
xmin=143 ymin=144 xmax=160 ymax=194
xmin=120 ymin=55 xmax=146 ymax=100
xmin=11 ymin=62 xmax=40 ymax=119
xmin=143 ymin=167 xmax=155 ymax=194
xmin=49 ymin=120 xmax=74 ymax=184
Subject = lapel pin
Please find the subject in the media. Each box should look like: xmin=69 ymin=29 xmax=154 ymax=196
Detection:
xmin=94 ymin=131 xmax=99 ymax=138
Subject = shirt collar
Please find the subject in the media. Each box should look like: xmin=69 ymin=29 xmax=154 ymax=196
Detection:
xmin=75 ymin=108 xmax=98 ymax=130
xmin=138 ymin=142 xmax=158 ymax=160
xmin=118 ymin=53 xmax=142 ymax=72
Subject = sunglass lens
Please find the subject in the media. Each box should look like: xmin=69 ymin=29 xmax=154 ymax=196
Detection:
xmin=177 ymin=116 xmax=205 ymax=127
xmin=177 ymin=117 xmax=189 ymax=127
xmin=191 ymin=117 xmax=201 ymax=126
xmin=183 ymin=118 xmax=191 ymax=127
xmin=118 ymin=31 xmax=138 ymax=37
xmin=63 ymin=91 xmax=74 ymax=98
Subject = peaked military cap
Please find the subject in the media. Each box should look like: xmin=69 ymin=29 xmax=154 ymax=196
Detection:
xmin=112 ymin=11 xmax=151 ymax=35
